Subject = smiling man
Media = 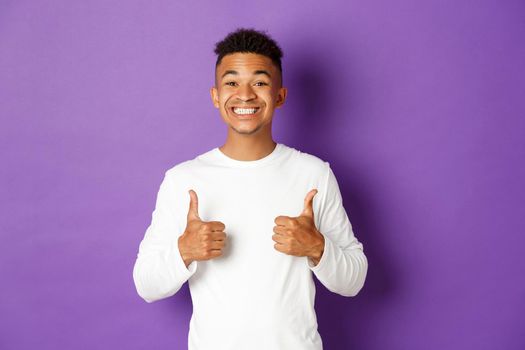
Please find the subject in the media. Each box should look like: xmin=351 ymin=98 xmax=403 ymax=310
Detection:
xmin=133 ymin=28 xmax=368 ymax=350
xmin=211 ymin=49 xmax=285 ymax=141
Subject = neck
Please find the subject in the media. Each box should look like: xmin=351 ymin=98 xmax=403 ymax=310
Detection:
xmin=219 ymin=134 xmax=277 ymax=161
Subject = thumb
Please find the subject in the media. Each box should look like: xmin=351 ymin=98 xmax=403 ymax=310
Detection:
xmin=187 ymin=189 xmax=201 ymax=221
xmin=301 ymin=189 xmax=318 ymax=218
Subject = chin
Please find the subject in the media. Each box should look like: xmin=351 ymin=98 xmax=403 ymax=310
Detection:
xmin=231 ymin=123 xmax=264 ymax=135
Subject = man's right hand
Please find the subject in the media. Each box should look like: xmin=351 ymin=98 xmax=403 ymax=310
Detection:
xmin=178 ymin=189 xmax=227 ymax=268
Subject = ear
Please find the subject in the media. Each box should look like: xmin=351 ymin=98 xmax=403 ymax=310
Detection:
xmin=210 ymin=86 xmax=219 ymax=109
xmin=276 ymin=87 xmax=287 ymax=108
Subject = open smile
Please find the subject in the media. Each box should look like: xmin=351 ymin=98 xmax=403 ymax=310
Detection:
xmin=230 ymin=106 xmax=261 ymax=116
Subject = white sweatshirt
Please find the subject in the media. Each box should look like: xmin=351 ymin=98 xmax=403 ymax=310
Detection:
xmin=132 ymin=142 xmax=368 ymax=350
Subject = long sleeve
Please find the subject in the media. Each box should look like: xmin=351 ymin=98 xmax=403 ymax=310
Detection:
xmin=307 ymin=162 xmax=368 ymax=297
xmin=132 ymin=170 xmax=198 ymax=303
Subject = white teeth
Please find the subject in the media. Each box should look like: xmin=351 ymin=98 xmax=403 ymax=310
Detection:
xmin=233 ymin=107 xmax=258 ymax=115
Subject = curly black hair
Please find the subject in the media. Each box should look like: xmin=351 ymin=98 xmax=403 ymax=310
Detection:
xmin=213 ymin=27 xmax=283 ymax=78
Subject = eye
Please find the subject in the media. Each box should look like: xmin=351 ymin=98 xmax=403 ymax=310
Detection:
xmin=255 ymin=82 xmax=268 ymax=86
xmin=225 ymin=81 xmax=237 ymax=86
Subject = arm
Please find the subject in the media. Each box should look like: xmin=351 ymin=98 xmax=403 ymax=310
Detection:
xmin=307 ymin=163 xmax=368 ymax=297
xmin=132 ymin=171 xmax=198 ymax=303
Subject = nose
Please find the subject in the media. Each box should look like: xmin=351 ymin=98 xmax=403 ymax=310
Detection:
xmin=236 ymin=84 xmax=256 ymax=102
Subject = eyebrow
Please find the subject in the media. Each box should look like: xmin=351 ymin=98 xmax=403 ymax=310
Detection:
xmin=221 ymin=69 xmax=272 ymax=79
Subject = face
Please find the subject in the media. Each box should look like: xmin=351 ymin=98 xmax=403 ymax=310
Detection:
xmin=210 ymin=52 xmax=287 ymax=135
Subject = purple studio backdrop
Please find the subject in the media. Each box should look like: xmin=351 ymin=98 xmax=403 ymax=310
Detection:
xmin=1 ymin=1 xmax=524 ymax=349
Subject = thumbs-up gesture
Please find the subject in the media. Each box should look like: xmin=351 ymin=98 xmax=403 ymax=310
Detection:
xmin=272 ymin=189 xmax=325 ymax=266
xmin=177 ymin=189 xmax=227 ymax=268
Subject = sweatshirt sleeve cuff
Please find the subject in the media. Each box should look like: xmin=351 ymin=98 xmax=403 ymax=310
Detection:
xmin=171 ymin=239 xmax=198 ymax=278
xmin=307 ymin=233 xmax=332 ymax=272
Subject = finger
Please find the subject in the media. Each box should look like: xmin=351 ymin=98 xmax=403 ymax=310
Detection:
xmin=187 ymin=189 xmax=201 ymax=221
xmin=207 ymin=221 xmax=226 ymax=232
xmin=206 ymin=249 xmax=223 ymax=259
xmin=208 ymin=240 xmax=226 ymax=250
xmin=208 ymin=231 xmax=227 ymax=241
xmin=272 ymin=225 xmax=288 ymax=236
xmin=271 ymin=233 xmax=287 ymax=244
xmin=301 ymin=189 xmax=318 ymax=218
xmin=273 ymin=242 xmax=287 ymax=254
xmin=274 ymin=215 xmax=292 ymax=227
xmin=199 ymin=230 xmax=227 ymax=241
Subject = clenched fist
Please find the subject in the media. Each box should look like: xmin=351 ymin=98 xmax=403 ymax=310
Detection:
xmin=272 ymin=189 xmax=325 ymax=266
xmin=178 ymin=189 xmax=227 ymax=268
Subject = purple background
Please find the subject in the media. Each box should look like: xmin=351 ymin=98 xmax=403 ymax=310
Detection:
xmin=1 ymin=1 xmax=524 ymax=349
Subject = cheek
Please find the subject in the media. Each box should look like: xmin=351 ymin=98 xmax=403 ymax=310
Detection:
xmin=219 ymin=97 xmax=233 ymax=113
xmin=216 ymin=94 xmax=227 ymax=107
xmin=269 ymin=87 xmax=281 ymax=99
xmin=221 ymin=97 xmax=230 ymax=109
xmin=265 ymin=93 xmax=278 ymax=106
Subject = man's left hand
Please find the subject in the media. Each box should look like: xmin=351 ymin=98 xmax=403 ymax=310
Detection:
xmin=272 ymin=189 xmax=325 ymax=266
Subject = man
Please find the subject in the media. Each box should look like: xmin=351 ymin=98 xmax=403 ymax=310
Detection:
xmin=133 ymin=27 xmax=368 ymax=350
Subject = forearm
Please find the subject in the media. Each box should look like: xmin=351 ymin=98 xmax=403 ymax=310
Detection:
xmin=308 ymin=234 xmax=368 ymax=297
xmin=133 ymin=237 xmax=196 ymax=303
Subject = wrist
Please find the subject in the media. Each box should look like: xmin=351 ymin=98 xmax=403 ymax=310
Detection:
xmin=178 ymin=236 xmax=192 ymax=267
xmin=310 ymin=231 xmax=325 ymax=261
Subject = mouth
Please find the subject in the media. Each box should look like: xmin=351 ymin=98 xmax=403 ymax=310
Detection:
xmin=230 ymin=106 xmax=261 ymax=117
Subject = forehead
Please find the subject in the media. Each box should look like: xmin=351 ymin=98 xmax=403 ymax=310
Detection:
xmin=216 ymin=52 xmax=278 ymax=77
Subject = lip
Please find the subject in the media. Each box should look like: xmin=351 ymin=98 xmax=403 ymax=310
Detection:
xmin=230 ymin=106 xmax=261 ymax=110
xmin=230 ymin=106 xmax=261 ymax=119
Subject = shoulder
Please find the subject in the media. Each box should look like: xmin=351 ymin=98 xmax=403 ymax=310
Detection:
xmin=163 ymin=148 xmax=211 ymax=181
xmin=286 ymin=144 xmax=330 ymax=176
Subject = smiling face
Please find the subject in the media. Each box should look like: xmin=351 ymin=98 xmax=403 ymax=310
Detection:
xmin=210 ymin=52 xmax=287 ymax=136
